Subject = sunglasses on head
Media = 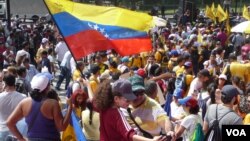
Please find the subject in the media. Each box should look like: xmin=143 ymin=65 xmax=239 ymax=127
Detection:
xmin=133 ymin=91 xmax=144 ymax=96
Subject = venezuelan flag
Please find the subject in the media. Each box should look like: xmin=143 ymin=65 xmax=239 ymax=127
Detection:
xmin=62 ymin=112 xmax=86 ymax=141
xmin=44 ymin=0 xmax=153 ymax=60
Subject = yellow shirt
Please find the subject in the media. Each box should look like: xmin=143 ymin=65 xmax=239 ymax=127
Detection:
xmin=244 ymin=114 xmax=250 ymax=125
xmin=140 ymin=52 xmax=150 ymax=67
xmin=73 ymin=69 xmax=81 ymax=81
xmin=222 ymin=62 xmax=249 ymax=83
xmin=175 ymin=66 xmax=185 ymax=77
xmin=109 ymin=68 xmax=121 ymax=74
xmin=35 ymin=48 xmax=47 ymax=63
xmin=131 ymin=96 xmax=168 ymax=136
xmin=98 ymin=63 xmax=108 ymax=74
xmin=129 ymin=57 xmax=143 ymax=68
xmin=154 ymin=51 xmax=162 ymax=64
xmin=89 ymin=75 xmax=99 ymax=95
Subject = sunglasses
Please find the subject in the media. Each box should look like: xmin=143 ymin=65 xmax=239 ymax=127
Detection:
xmin=133 ymin=91 xmax=144 ymax=97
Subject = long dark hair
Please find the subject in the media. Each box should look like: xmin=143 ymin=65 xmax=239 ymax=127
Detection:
xmin=86 ymin=101 xmax=93 ymax=125
xmin=30 ymin=84 xmax=50 ymax=102
xmin=30 ymin=89 xmax=46 ymax=102
xmin=207 ymin=83 xmax=217 ymax=104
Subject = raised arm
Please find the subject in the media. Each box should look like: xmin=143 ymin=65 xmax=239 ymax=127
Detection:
xmin=52 ymin=98 xmax=73 ymax=131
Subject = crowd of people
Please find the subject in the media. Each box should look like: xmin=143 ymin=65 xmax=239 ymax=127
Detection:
xmin=0 ymin=5 xmax=249 ymax=141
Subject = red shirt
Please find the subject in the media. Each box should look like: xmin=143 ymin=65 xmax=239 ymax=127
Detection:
xmin=100 ymin=108 xmax=135 ymax=141
xmin=217 ymin=32 xmax=227 ymax=47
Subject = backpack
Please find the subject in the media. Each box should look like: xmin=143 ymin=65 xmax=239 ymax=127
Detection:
xmin=205 ymin=105 xmax=233 ymax=141
xmin=175 ymin=73 xmax=187 ymax=92
xmin=15 ymin=78 xmax=28 ymax=95
xmin=191 ymin=123 xmax=204 ymax=141
xmin=198 ymin=92 xmax=210 ymax=120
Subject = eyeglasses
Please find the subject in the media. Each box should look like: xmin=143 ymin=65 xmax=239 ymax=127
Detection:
xmin=133 ymin=91 xmax=144 ymax=97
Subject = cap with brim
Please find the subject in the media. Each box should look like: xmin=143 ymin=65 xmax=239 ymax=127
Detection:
xmin=122 ymin=92 xmax=137 ymax=101
xmin=18 ymin=50 xmax=27 ymax=57
xmin=219 ymin=74 xmax=227 ymax=80
xmin=173 ymin=88 xmax=184 ymax=99
xmin=128 ymin=75 xmax=145 ymax=92
xmin=35 ymin=72 xmax=53 ymax=81
xmin=137 ymin=68 xmax=146 ymax=78
xmin=221 ymin=85 xmax=239 ymax=100
xmin=178 ymin=96 xmax=198 ymax=108
xmin=31 ymin=75 xmax=49 ymax=92
xmin=41 ymin=38 xmax=48 ymax=44
xmin=184 ymin=61 xmax=192 ymax=68
xmin=121 ymin=56 xmax=130 ymax=63
xmin=112 ymin=79 xmax=137 ymax=101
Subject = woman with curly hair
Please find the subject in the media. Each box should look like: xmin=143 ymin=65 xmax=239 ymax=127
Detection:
xmin=94 ymin=79 xmax=166 ymax=141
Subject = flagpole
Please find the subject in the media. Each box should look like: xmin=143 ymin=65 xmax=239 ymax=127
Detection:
xmin=43 ymin=0 xmax=85 ymax=77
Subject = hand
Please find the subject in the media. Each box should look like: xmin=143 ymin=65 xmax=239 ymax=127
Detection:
xmin=167 ymin=131 xmax=176 ymax=141
xmin=67 ymin=97 xmax=73 ymax=108
xmin=81 ymin=78 xmax=90 ymax=87
xmin=147 ymin=60 xmax=153 ymax=64
xmin=152 ymin=135 xmax=166 ymax=141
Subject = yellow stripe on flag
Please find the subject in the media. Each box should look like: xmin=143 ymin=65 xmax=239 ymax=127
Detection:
xmin=44 ymin=0 xmax=153 ymax=32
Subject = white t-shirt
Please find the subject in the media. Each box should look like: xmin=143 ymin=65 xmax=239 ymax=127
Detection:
xmin=170 ymin=102 xmax=185 ymax=119
xmin=0 ymin=91 xmax=26 ymax=131
xmin=180 ymin=114 xmax=203 ymax=141
xmin=70 ymin=57 xmax=76 ymax=74
xmin=48 ymin=55 xmax=55 ymax=63
xmin=187 ymin=78 xmax=203 ymax=96
xmin=55 ymin=41 xmax=69 ymax=62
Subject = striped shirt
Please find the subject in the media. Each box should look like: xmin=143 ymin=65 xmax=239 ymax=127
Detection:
xmin=131 ymin=96 xmax=168 ymax=136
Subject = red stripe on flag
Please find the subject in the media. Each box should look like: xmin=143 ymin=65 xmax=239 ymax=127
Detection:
xmin=111 ymin=38 xmax=152 ymax=56
xmin=65 ymin=30 xmax=152 ymax=60
xmin=65 ymin=30 xmax=113 ymax=60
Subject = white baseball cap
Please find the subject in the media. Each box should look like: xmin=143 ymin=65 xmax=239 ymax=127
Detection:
xmin=219 ymin=74 xmax=227 ymax=80
xmin=31 ymin=75 xmax=49 ymax=92
xmin=41 ymin=38 xmax=48 ymax=44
